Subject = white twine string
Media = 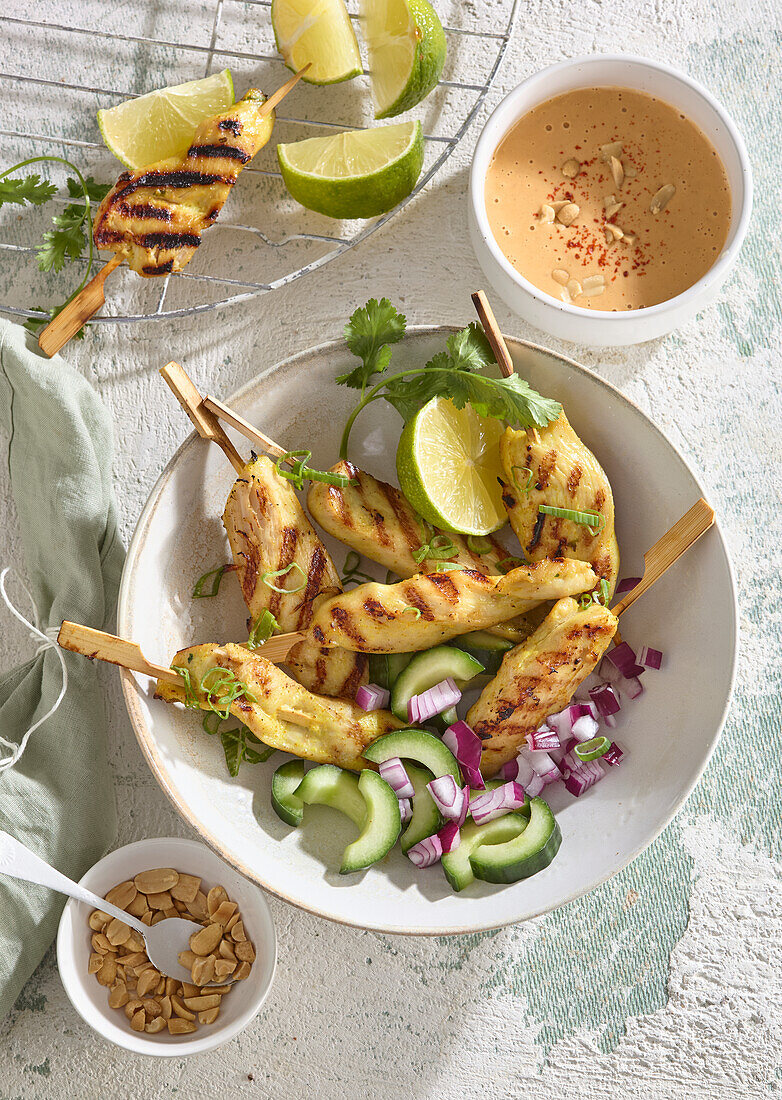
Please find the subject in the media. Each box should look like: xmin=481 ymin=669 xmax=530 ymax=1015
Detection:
xmin=0 ymin=567 xmax=67 ymax=772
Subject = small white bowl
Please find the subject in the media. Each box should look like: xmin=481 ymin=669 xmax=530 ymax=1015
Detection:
xmin=56 ymin=836 xmax=276 ymax=1057
xmin=469 ymin=54 xmax=753 ymax=346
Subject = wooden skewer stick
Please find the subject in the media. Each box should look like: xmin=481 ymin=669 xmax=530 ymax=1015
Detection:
xmin=58 ymin=621 xmax=181 ymax=684
xmin=202 ymin=395 xmax=288 ymax=459
xmin=36 ymin=66 xmax=310 ymax=360
xmin=612 ymin=498 xmax=715 ymax=618
xmin=37 ymin=254 xmax=122 ymax=359
xmin=160 ymin=361 xmax=245 ymax=474
xmin=471 ymin=290 xmax=515 ymax=378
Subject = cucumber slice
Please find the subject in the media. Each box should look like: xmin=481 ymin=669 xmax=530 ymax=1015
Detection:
xmin=442 ymin=812 xmax=528 ymax=892
xmin=363 ymin=727 xmax=461 ymax=782
xmin=387 ymin=652 xmax=413 ymax=685
xmin=368 ymin=653 xmax=390 ymax=691
xmin=341 ymin=770 xmax=402 ymax=873
xmin=469 ymin=797 xmax=562 ymax=884
xmin=457 ymin=630 xmax=515 ymax=653
xmin=294 ymin=764 xmax=401 ymax=873
xmin=400 ymin=763 xmax=440 ymax=852
xmin=390 ymin=645 xmax=484 ymax=722
xmin=271 ymin=759 xmax=306 ymax=826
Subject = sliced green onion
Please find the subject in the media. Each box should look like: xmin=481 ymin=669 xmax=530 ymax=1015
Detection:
xmin=467 ymin=535 xmax=493 ymax=555
xmin=580 ymin=577 xmax=612 ymax=610
xmin=538 ymin=505 xmax=605 ymax=534
xmin=341 ymin=550 xmax=375 ymax=587
xmin=171 ymin=665 xmax=200 ymax=709
xmin=579 ymin=591 xmax=594 ymax=610
xmin=599 ymin=577 xmax=611 ymax=605
xmin=433 ymin=561 xmax=462 ymax=572
xmin=192 ymin=564 xmax=232 ymax=599
xmin=412 ymin=543 xmax=430 ymax=565
xmin=248 ymin=609 xmax=278 ymax=649
xmin=574 ymin=736 xmax=612 ymax=761
xmin=496 ymin=557 xmax=525 ymax=574
xmin=511 ymin=466 xmax=534 ymax=493
xmin=260 ymin=562 xmax=306 ymax=594
xmin=202 ymin=711 xmax=223 ymax=735
xmin=199 ymin=666 xmax=258 ymax=720
xmin=401 ymin=605 xmax=422 ymax=620
xmin=275 ymin=450 xmax=357 ymax=493
xmin=414 ymin=534 xmax=457 ymax=564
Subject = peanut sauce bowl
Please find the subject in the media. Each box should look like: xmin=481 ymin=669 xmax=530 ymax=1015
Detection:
xmin=469 ymin=54 xmax=753 ymax=346
xmin=118 ymin=329 xmax=737 ymax=934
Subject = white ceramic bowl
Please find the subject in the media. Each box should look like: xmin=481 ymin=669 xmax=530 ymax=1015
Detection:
xmin=117 ymin=329 xmax=737 ymax=935
xmin=57 ymin=836 xmax=276 ymax=1056
xmin=469 ymin=54 xmax=753 ymax=346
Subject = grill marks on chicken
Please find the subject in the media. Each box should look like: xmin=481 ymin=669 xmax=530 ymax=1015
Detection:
xmin=467 ymin=597 xmax=618 ymax=775
xmin=222 ymin=455 xmax=367 ymax=699
xmin=308 ymin=559 xmax=598 ymax=653
xmin=308 ymin=461 xmax=511 ymax=576
xmin=499 ymin=413 xmax=620 ymax=597
xmin=155 ymin=644 xmax=401 ymax=771
xmin=93 ymin=90 xmax=274 ymax=277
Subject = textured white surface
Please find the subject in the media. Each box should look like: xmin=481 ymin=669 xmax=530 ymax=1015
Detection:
xmin=1 ymin=0 xmax=781 ymax=1093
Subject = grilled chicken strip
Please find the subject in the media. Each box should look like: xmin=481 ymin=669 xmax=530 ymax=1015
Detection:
xmin=499 ymin=412 xmax=620 ymax=597
xmin=467 ymin=597 xmax=617 ymax=776
xmin=307 ymin=461 xmax=538 ymax=638
xmin=222 ymin=455 xmax=367 ymax=699
xmin=308 ymin=559 xmax=597 ymax=653
xmin=156 ymin=644 xmax=402 ymax=771
xmin=93 ymin=90 xmax=274 ymax=276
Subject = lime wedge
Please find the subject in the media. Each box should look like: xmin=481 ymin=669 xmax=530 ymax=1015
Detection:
xmin=97 ymin=70 xmax=235 ymax=169
xmin=277 ymin=120 xmax=424 ymax=219
xmin=396 ymin=397 xmax=507 ymax=536
xmin=272 ymin=0 xmax=362 ymax=84
xmin=362 ymin=0 xmax=446 ymax=119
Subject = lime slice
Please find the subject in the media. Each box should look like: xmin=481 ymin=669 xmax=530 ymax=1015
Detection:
xmin=97 ymin=70 xmax=235 ymax=169
xmin=272 ymin=0 xmax=362 ymax=84
xmin=277 ymin=120 xmax=424 ymax=219
xmin=362 ymin=0 xmax=446 ymax=119
xmin=396 ymin=397 xmax=507 ymax=536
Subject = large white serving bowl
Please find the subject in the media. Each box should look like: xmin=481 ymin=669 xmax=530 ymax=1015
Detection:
xmin=469 ymin=55 xmax=753 ymax=346
xmin=118 ymin=330 xmax=737 ymax=935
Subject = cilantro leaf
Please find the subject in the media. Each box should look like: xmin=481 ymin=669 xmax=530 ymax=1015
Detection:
xmin=66 ymin=175 xmax=112 ymax=204
xmin=337 ymin=298 xmax=406 ymax=390
xmin=0 ymin=174 xmax=58 ymax=208
xmin=23 ymin=299 xmax=86 ymax=341
xmin=37 ymin=204 xmax=87 ymax=273
xmin=441 ymin=323 xmax=494 ymax=373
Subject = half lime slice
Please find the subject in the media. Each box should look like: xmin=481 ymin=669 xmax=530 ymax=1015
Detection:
xmin=272 ymin=0 xmax=362 ymax=84
xmin=362 ymin=0 xmax=446 ymax=119
xmin=396 ymin=397 xmax=507 ymax=536
xmin=277 ymin=120 xmax=424 ymax=219
xmin=97 ymin=69 xmax=235 ymax=169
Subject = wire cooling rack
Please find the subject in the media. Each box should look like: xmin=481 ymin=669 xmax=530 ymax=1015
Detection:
xmin=0 ymin=0 xmax=518 ymax=325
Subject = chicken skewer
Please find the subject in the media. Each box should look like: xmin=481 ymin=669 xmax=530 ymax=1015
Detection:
xmin=161 ymin=362 xmax=368 ymax=700
xmin=468 ymin=497 xmax=715 ymax=775
xmin=57 ymin=624 xmax=400 ymax=771
xmin=37 ymin=68 xmax=308 ymax=358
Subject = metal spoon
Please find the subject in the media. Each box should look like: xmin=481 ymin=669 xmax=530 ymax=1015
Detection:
xmin=0 ymin=830 xmax=207 ymax=984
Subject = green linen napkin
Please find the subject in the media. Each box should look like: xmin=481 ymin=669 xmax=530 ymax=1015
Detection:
xmin=0 ymin=320 xmax=122 ymax=1018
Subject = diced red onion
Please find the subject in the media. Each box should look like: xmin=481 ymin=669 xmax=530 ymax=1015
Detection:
xmin=409 ymin=678 xmax=462 ymax=724
xmin=378 ymin=757 xmax=415 ymax=799
xmin=603 ymin=641 xmax=644 ymax=679
xmin=406 ymin=834 xmax=443 ymax=867
xmin=570 ymin=701 xmax=597 ymax=721
xmin=520 ymin=746 xmax=557 ymax=778
xmin=602 ymin=711 xmax=617 ymax=729
xmin=615 ymin=576 xmax=641 ymax=598
xmin=590 ymin=682 xmax=621 ymax=718
xmin=398 ymin=797 xmax=412 ymax=823
xmin=602 ymin=742 xmax=625 ymax=766
xmin=470 ymin=781 xmax=526 ymax=824
xmin=525 ymin=774 xmax=545 ymax=797
xmin=427 ymin=775 xmax=468 ymax=822
xmin=437 ymin=821 xmax=461 ymax=854
xmin=561 ymin=750 xmax=606 ymax=796
xmin=598 ymin=657 xmax=621 ymax=685
xmin=546 ymin=702 xmax=597 ymax=740
xmin=498 ymin=754 xmax=535 ymax=788
xmin=571 ymin=714 xmax=600 ymax=742
xmin=443 ymin=721 xmax=485 ymax=790
xmin=614 ymin=672 xmax=645 ymax=701
xmin=638 ymin=645 xmax=663 ymax=670
xmin=456 ymin=785 xmax=470 ymax=827
xmin=540 ymin=768 xmax=561 ymax=787
xmin=407 ymin=694 xmax=420 ymax=724
xmin=526 ymin=726 xmax=561 ymax=751
xmin=356 ymin=683 xmax=390 ymax=711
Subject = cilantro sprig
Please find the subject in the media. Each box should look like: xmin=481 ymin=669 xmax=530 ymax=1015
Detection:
xmin=0 ymin=156 xmax=111 ymax=339
xmin=337 ymin=300 xmax=561 ymax=458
